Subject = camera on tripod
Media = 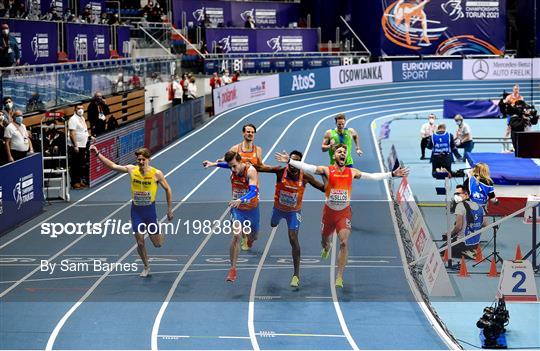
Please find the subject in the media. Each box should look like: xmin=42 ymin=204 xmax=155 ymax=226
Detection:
xmin=477 ymin=297 xmax=510 ymax=349
xmin=502 ymin=100 xmax=539 ymax=125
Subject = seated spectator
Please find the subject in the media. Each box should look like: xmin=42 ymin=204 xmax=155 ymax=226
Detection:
xmin=186 ymin=77 xmax=197 ymax=100
xmin=232 ymin=71 xmax=240 ymax=83
xmin=26 ymin=92 xmax=45 ymax=112
xmin=452 ymin=114 xmax=474 ymax=162
xmin=4 ymin=110 xmax=33 ymax=162
xmin=504 ymin=84 xmax=523 ymax=106
xmin=108 ymin=13 xmax=120 ymax=25
xmin=244 ymin=14 xmax=256 ymax=29
xmin=26 ymin=0 xmax=40 ymax=20
xmin=41 ymin=6 xmax=61 ymax=21
xmin=88 ymin=92 xmax=110 ymax=136
xmin=106 ymin=115 xmax=118 ymax=132
xmin=419 ymin=113 xmax=436 ymax=160
xmin=98 ymin=12 xmax=108 ymax=24
xmin=447 ymin=185 xmax=487 ymax=259
xmin=427 ymin=123 xmax=456 ymax=178
xmin=63 ymin=8 xmax=76 ymax=22
xmin=143 ymin=1 xmax=162 ymax=22
xmin=81 ymin=4 xmax=94 ymax=23
xmin=7 ymin=0 xmax=26 ymax=18
xmin=221 ymin=69 xmax=232 ymax=85
xmin=129 ymin=74 xmax=141 ymax=89
xmin=0 ymin=24 xmax=20 ymax=68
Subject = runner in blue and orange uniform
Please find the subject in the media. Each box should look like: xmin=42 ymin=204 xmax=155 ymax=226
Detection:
xmin=203 ymin=150 xmax=260 ymax=282
xmin=276 ymin=144 xmax=408 ymax=288
xmin=89 ymin=145 xmax=174 ymax=278
xmin=256 ymin=150 xmax=325 ymax=287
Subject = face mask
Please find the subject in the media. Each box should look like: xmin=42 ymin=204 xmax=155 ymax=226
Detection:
xmin=2 ymin=30 xmax=8 ymax=36
xmin=428 ymin=118 xmax=434 ymax=124
xmin=456 ymin=121 xmax=462 ymax=126
xmin=6 ymin=102 xmax=13 ymax=109
xmin=77 ymin=109 xmax=84 ymax=116
xmin=453 ymin=194 xmax=463 ymax=203
xmin=15 ymin=116 xmax=23 ymax=125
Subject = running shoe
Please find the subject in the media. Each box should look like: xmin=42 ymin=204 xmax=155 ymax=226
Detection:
xmin=335 ymin=276 xmax=343 ymax=288
xmin=226 ymin=267 xmax=237 ymax=282
xmin=321 ymin=245 xmax=331 ymax=260
xmin=290 ymin=275 xmax=300 ymax=288
xmin=140 ymin=266 xmax=150 ymax=278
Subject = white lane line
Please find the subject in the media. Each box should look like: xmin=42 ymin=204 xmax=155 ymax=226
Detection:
xmin=363 ymin=110 xmax=461 ymax=350
xmin=158 ymin=332 xmax=346 ymax=339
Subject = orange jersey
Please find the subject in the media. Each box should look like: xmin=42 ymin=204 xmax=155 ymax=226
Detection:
xmin=505 ymin=93 xmax=523 ymax=106
xmin=231 ymin=163 xmax=259 ymax=210
xmin=236 ymin=142 xmax=260 ymax=166
xmin=273 ymin=167 xmax=305 ymax=212
xmin=325 ymin=165 xmax=353 ymax=211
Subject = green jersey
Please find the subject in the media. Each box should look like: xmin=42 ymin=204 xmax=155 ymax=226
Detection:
xmin=328 ymin=128 xmax=354 ymax=166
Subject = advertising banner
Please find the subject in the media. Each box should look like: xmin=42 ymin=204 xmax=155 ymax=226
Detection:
xmin=57 ymin=71 xmax=93 ymax=102
xmin=443 ymin=99 xmax=500 ymax=118
xmin=279 ymin=67 xmax=330 ymax=96
xmin=65 ymin=23 xmax=110 ymax=61
xmin=229 ymin=1 xmax=299 ymax=28
xmin=213 ymin=75 xmax=279 ymax=115
xmin=5 ymin=19 xmax=58 ymax=65
xmin=89 ymin=120 xmax=145 ymax=186
xmin=463 ymin=58 xmax=540 ymax=81
xmin=381 ymin=0 xmax=506 ymax=56
xmin=0 ymin=154 xmax=44 ymax=235
xmin=392 ymin=60 xmax=462 ymax=82
xmin=205 ymin=28 xmax=256 ymax=54
xmin=330 ymin=62 xmax=393 ymax=89
xmin=172 ymin=0 xmax=231 ymax=28
xmin=116 ymin=26 xmax=131 ymax=57
xmin=144 ymin=112 xmax=164 ymax=154
xmin=256 ymin=29 xmax=318 ymax=53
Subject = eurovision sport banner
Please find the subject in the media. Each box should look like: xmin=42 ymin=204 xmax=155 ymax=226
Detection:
xmin=65 ymin=23 xmax=110 ymax=61
xmin=172 ymin=0 xmax=299 ymax=29
xmin=380 ymin=0 xmax=506 ymax=56
xmin=205 ymin=28 xmax=318 ymax=53
xmin=3 ymin=19 xmax=58 ymax=65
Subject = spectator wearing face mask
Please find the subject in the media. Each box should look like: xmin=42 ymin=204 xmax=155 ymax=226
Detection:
xmin=68 ymin=105 xmax=89 ymax=189
xmin=221 ymin=69 xmax=232 ymax=85
xmin=186 ymin=77 xmax=197 ymax=100
xmin=0 ymin=24 xmax=20 ymax=67
xmin=452 ymin=114 xmax=474 ymax=162
xmin=4 ymin=110 xmax=33 ymax=162
xmin=419 ymin=113 xmax=437 ymax=160
xmin=3 ymin=96 xmax=14 ymax=121
xmin=88 ymin=92 xmax=110 ymax=136
xmin=0 ymin=110 xmax=8 ymax=165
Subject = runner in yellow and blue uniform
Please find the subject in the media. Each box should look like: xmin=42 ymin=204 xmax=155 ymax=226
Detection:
xmin=89 ymin=145 xmax=173 ymax=278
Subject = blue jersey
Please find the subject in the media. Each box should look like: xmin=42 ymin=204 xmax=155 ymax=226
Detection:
xmin=431 ymin=132 xmax=451 ymax=155
xmin=468 ymin=176 xmax=494 ymax=206
xmin=464 ymin=202 xmax=484 ymax=246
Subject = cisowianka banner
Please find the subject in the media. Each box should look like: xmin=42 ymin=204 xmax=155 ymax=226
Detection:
xmin=380 ymin=0 xmax=506 ymax=56
xmin=330 ymin=62 xmax=393 ymax=89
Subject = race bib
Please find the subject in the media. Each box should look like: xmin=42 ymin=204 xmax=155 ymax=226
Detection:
xmin=133 ymin=191 xmax=152 ymax=206
xmin=329 ymin=189 xmax=348 ymax=205
xmin=279 ymin=190 xmax=298 ymax=208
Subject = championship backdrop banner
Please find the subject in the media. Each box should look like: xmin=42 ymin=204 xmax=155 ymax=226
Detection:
xmin=5 ymin=19 xmax=58 ymax=65
xmin=330 ymin=62 xmax=393 ymax=89
xmin=381 ymin=0 xmax=506 ymax=56
xmin=116 ymin=26 xmax=131 ymax=57
xmin=65 ymin=23 xmax=110 ymax=61
xmin=0 ymin=154 xmax=44 ymax=235
xmin=172 ymin=0 xmax=231 ymax=28
xmin=228 ymin=1 xmax=299 ymax=28
xmin=206 ymin=28 xmax=318 ymax=53
xmin=213 ymin=75 xmax=279 ymax=115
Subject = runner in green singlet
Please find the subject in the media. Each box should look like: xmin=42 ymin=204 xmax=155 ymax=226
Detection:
xmin=321 ymin=114 xmax=363 ymax=167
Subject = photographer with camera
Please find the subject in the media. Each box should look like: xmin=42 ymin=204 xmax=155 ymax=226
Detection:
xmin=477 ymin=298 xmax=510 ymax=348
xmin=508 ymin=100 xmax=539 ymax=150
xmin=427 ymin=123 xmax=457 ymax=177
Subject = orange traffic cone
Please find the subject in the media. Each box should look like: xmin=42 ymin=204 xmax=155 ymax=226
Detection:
xmin=488 ymin=259 xmax=499 ymax=277
xmin=442 ymin=247 xmax=449 ymax=263
xmin=458 ymin=256 xmax=470 ymax=277
xmin=475 ymin=245 xmax=484 ymax=264
xmin=514 ymin=244 xmax=523 ymax=261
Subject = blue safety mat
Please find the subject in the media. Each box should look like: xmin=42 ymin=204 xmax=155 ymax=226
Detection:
xmin=467 ymin=152 xmax=540 ymax=185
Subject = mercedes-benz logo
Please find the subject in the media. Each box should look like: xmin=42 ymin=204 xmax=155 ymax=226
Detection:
xmin=472 ymin=59 xmax=489 ymax=80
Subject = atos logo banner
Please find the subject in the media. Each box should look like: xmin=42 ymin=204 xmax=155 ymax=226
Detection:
xmin=279 ymin=68 xmax=330 ymax=96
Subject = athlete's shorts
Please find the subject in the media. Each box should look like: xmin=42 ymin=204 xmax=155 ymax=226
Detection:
xmin=131 ymin=203 xmax=158 ymax=234
xmin=270 ymin=207 xmax=302 ymax=231
xmin=321 ymin=205 xmax=352 ymax=237
xmin=231 ymin=206 xmax=260 ymax=234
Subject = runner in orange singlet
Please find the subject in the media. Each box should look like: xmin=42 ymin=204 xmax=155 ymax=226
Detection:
xmin=275 ymin=144 xmax=408 ymax=288
xmin=257 ymin=150 xmax=325 ymax=287
xmin=228 ymin=123 xmax=262 ymax=166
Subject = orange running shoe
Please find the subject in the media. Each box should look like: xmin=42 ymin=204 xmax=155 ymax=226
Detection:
xmin=226 ymin=267 xmax=237 ymax=282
